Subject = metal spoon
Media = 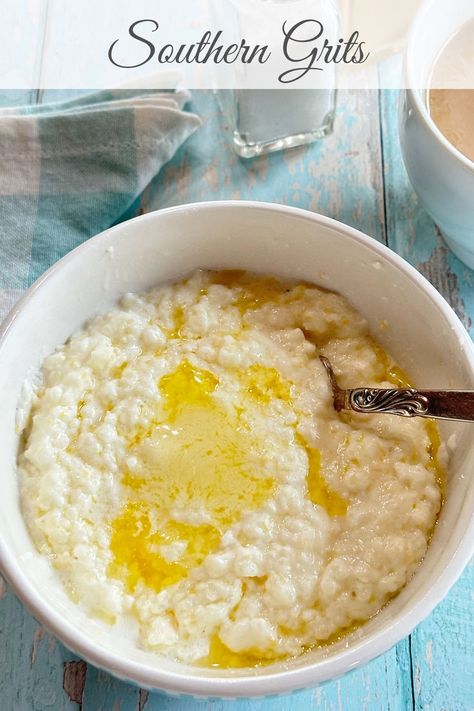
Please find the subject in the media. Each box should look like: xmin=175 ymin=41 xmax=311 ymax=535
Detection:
xmin=319 ymin=356 xmax=474 ymax=422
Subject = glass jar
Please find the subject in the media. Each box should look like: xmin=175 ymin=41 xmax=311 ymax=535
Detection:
xmin=211 ymin=0 xmax=339 ymax=157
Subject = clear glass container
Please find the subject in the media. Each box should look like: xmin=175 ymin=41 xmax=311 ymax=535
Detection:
xmin=224 ymin=88 xmax=337 ymax=158
xmin=211 ymin=0 xmax=339 ymax=158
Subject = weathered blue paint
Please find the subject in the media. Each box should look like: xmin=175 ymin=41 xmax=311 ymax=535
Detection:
xmin=0 ymin=86 xmax=472 ymax=711
xmin=379 ymin=75 xmax=474 ymax=711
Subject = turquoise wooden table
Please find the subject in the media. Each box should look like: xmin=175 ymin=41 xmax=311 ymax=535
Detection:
xmin=0 ymin=80 xmax=472 ymax=710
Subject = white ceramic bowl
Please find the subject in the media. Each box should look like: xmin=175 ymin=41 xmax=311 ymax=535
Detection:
xmin=400 ymin=0 xmax=474 ymax=268
xmin=1 ymin=202 xmax=473 ymax=699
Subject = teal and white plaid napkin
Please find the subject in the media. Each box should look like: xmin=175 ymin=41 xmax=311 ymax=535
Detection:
xmin=0 ymin=88 xmax=201 ymax=320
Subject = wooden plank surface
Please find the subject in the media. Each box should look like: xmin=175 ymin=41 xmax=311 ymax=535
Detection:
xmin=0 ymin=64 xmax=472 ymax=711
xmin=0 ymin=0 xmax=48 ymax=105
xmin=379 ymin=62 xmax=474 ymax=711
xmin=140 ymin=81 xmax=387 ymax=246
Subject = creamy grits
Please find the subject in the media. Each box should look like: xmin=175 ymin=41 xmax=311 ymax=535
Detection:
xmin=18 ymin=270 xmax=444 ymax=667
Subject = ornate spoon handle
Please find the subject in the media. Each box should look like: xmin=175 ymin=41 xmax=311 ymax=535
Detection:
xmin=319 ymin=356 xmax=474 ymax=422
xmin=345 ymin=388 xmax=474 ymax=421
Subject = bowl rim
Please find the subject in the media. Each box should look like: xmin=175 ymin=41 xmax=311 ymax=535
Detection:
xmin=1 ymin=200 xmax=474 ymax=698
xmin=404 ymin=0 xmax=474 ymax=173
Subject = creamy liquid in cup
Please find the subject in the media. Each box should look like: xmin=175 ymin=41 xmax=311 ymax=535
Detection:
xmin=427 ymin=20 xmax=474 ymax=163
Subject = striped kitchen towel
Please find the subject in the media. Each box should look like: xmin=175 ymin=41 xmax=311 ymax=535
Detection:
xmin=0 ymin=88 xmax=201 ymax=321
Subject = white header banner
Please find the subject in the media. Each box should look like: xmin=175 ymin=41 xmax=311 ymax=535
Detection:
xmin=1 ymin=0 xmax=473 ymax=90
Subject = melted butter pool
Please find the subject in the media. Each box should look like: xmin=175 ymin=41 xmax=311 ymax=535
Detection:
xmin=108 ymin=361 xmax=274 ymax=594
xmin=303 ymin=443 xmax=348 ymax=517
xmin=105 ymin=272 xmax=445 ymax=668
xmin=22 ymin=270 xmax=449 ymax=672
xmin=210 ymin=270 xmax=289 ymax=313
xmin=108 ymin=355 xmax=349 ymax=610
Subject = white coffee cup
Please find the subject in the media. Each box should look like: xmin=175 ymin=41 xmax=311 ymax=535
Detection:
xmin=400 ymin=0 xmax=474 ymax=268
